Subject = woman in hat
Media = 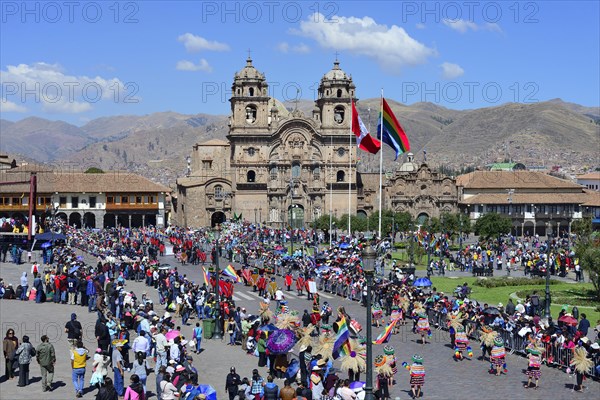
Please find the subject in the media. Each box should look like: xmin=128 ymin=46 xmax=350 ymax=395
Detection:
xmin=524 ymin=343 xmax=543 ymax=389
xmin=402 ymin=355 xmax=425 ymax=399
xmin=489 ymin=337 xmax=507 ymax=376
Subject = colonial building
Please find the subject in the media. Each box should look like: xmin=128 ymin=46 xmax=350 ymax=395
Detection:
xmin=456 ymin=170 xmax=598 ymax=236
xmin=174 ymin=58 xmax=360 ymax=228
xmin=358 ymin=153 xmax=458 ymax=224
xmin=0 ymin=168 xmax=170 ymax=229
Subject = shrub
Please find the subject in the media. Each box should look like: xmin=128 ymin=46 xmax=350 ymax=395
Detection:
xmin=474 ymin=277 xmax=560 ymax=288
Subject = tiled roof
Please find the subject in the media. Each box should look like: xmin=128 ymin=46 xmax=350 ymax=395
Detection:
xmin=460 ymin=192 xmax=593 ymax=205
xmin=456 ymin=171 xmax=582 ymax=189
xmin=576 ymin=172 xmax=600 ymax=180
xmin=0 ymin=171 xmax=171 ymax=194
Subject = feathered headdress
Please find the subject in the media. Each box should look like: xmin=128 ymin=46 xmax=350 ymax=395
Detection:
xmin=314 ymin=334 xmax=336 ymax=360
xmin=479 ymin=326 xmax=497 ymax=347
xmin=570 ymin=347 xmax=593 ymax=374
xmin=375 ymin=355 xmax=393 ymax=377
xmin=296 ymin=324 xmax=315 ymax=351
xmin=413 ymin=302 xmax=426 ymax=315
xmin=340 ymin=340 xmax=366 ymax=372
xmin=259 ymin=303 xmax=274 ymax=322
xmin=275 ymin=313 xmax=300 ymax=330
xmin=447 ymin=314 xmax=464 ymax=331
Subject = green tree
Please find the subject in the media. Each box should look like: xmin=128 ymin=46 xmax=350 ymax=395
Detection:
xmin=571 ymin=217 xmax=592 ymax=238
xmin=84 ymin=167 xmax=104 ymax=173
xmin=368 ymin=210 xmax=395 ymax=237
xmin=579 ymin=243 xmax=600 ymax=299
xmin=473 ymin=213 xmax=513 ymax=239
xmin=423 ymin=216 xmax=441 ymax=233
xmin=394 ymin=211 xmax=413 ymax=232
xmin=313 ymin=214 xmax=338 ymax=231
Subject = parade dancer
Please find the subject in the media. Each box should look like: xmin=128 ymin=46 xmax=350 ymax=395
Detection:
xmin=402 ymin=355 xmax=425 ymax=399
xmin=296 ymin=274 xmax=305 ymax=296
xmin=374 ymin=355 xmax=392 ymax=400
xmin=453 ymin=325 xmax=472 ymax=360
xmin=479 ymin=325 xmax=496 ymax=361
xmin=284 ymin=273 xmax=293 ymax=291
xmin=489 ymin=337 xmax=507 ymax=376
xmin=413 ymin=304 xmax=431 ymax=345
xmin=524 ymin=343 xmax=543 ymax=389
xmin=570 ymin=347 xmax=593 ymax=393
xmin=372 ymin=303 xmax=384 ymax=328
xmin=383 ymin=345 xmax=397 ymax=387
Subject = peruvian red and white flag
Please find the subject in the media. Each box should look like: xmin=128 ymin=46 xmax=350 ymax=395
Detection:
xmin=352 ymin=100 xmax=381 ymax=154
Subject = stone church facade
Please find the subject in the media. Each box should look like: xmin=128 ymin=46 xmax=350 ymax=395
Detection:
xmin=173 ymin=58 xmax=458 ymax=228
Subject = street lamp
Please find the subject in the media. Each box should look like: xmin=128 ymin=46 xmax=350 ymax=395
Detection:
xmin=213 ymin=223 xmax=223 ymax=339
xmin=362 ymin=245 xmax=377 ymax=400
xmin=545 ymin=224 xmax=552 ymax=319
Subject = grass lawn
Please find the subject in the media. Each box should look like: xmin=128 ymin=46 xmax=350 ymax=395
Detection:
xmin=428 ymin=276 xmax=600 ymax=324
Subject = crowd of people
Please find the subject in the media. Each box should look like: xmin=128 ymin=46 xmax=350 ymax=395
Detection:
xmin=0 ymin=220 xmax=599 ymax=400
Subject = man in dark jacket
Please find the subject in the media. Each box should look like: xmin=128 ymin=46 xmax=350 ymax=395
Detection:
xmin=225 ymin=366 xmax=241 ymax=400
xmin=263 ymin=375 xmax=279 ymax=400
xmin=95 ymin=315 xmax=111 ymax=352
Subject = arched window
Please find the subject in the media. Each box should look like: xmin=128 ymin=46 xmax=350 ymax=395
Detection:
xmin=313 ymin=166 xmax=320 ymax=180
xmin=214 ymin=185 xmax=223 ymax=199
xmin=337 ymin=89 xmax=342 ymax=98
xmin=337 ymin=170 xmax=345 ymax=182
xmin=247 ymin=170 xmax=256 ymax=182
xmin=334 ymin=106 xmax=345 ymax=124
xmin=292 ymin=162 xmax=301 ymax=178
xmin=245 ymin=105 xmax=257 ymax=123
xmin=269 ymin=165 xmax=278 ymax=181
xmin=249 ymin=87 xmax=254 ymax=96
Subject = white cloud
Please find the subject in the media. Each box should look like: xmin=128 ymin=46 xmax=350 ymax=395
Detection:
xmin=440 ymin=62 xmax=465 ymax=79
xmin=416 ymin=23 xmax=426 ymax=30
xmin=293 ymin=13 xmax=435 ymax=73
xmin=0 ymin=100 xmax=27 ymax=113
xmin=277 ymin=42 xmax=290 ymax=53
xmin=277 ymin=42 xmax=310 ymax=54
xmin=443 ymin=19 xmax=502 ymax=33
xmin=0 ymin=62 xmax=131 ymax=114
xmin=176 ymin=59 xmax=213 ymax=72
xmin=177 ymin=33 xmax=230 ymax=53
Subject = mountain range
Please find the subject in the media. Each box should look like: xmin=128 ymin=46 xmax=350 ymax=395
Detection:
xmin=1 ymin=98 xmax=598 ymax=187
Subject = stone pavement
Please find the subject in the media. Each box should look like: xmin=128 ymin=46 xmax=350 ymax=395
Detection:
xmin=1 ymin=251 xmax=598 ymax=400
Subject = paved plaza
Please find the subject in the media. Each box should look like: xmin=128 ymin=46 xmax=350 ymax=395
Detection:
xmin=0 ymin=250 xmax=598 ymax=400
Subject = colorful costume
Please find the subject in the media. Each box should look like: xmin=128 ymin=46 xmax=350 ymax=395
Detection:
xmin=489 ymin=337 xmax=507 ymax=375
xmin=402 ymin=354 xmax=425 ymax=399
xmin=383 ymin=345 xmax=397 ymax=376
xmin=372 ymin=304 xmax=384 ymax=324
xmin=524 ymin=343 xmax=544 ymax=389
xmin=453 ymin=326 xmax=472 ymax=360
xmin=374 ymin=355 xmax=392 ymax=399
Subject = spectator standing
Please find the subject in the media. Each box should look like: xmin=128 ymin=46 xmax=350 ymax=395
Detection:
xmin=36 ymin=335 xmax=56 ymax=392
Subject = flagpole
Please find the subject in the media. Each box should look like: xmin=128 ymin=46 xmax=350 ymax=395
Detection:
xmin=378 ymin=89 xmax=384 ymax=240
xmin=348 ymin=111 xmax=352 ymax=237
xmin=329 ymin=133 xmax=333 ymax=244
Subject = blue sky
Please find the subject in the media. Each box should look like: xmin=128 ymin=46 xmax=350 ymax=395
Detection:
xmin=1 ymin=1 xmax=598 ymax=125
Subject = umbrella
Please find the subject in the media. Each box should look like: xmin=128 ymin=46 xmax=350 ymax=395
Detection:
xmin=159 ymin=264 xmax=172 ymax=270
xmin=77 ymin=256 xmax=84 ymax=260
xmin=188 ymin=384 xmax=217 ymax=400
xmin=41 ymin=242 xmax=52 ymax=249
xmin=68 ymin=265 xmax=81 ymax=274
xmin=349 ymin=381 xmax=366 ymax=389
xmin=266 ymin=329 xmax=296 ymax=354
xmin=413 ymin=277 xmax=432 ymax=287
xmin=558 ymin=315 xmax=578 ymax=326
xmin=165 ymin=330 xmax=181 ymax=341
xmin=482 ymin=307 xmax=501 ymax=315
xmin=339 ymin=242 xmax=350 ymax=249
xmin=259 ymin=323 xmax=277 ymax=332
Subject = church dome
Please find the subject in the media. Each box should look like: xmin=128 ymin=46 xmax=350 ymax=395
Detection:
xmin=322 ymin=61 xmax=349 ymax=81
xmin=235 ymin=57 xmax=265 ymax=80
xmin=398 ymin=152 xmax=418 ymax=173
